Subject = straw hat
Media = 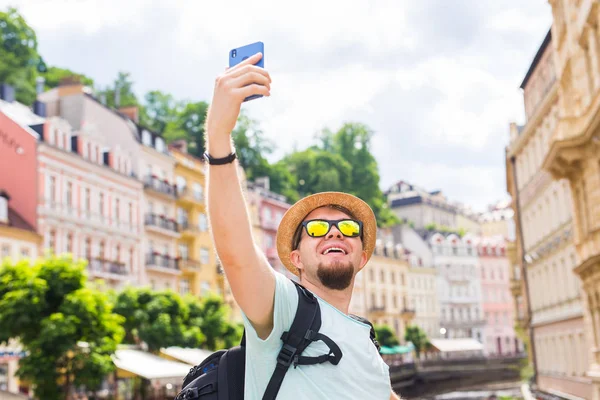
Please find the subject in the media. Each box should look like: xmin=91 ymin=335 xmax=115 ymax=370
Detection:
xmin=276 ymin=192 xmax=377 ymax=276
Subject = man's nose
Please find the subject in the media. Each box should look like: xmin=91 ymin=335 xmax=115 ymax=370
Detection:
xmin=327 ymin=225 xmax=343 ymax=239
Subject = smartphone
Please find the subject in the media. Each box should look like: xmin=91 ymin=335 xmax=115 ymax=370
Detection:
xmin=229 ymin=41 xmax=265 ymax=102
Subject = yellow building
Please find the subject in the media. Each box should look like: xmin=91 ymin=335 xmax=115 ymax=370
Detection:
xmin=169 ymin=146 xmax=218 ymax=298
xmin=364 ymin=241 xmax=414 ymax=343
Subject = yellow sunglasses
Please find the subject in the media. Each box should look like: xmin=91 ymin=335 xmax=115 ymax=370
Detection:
xmin=301 ymin=219 xmax=363 ymax=239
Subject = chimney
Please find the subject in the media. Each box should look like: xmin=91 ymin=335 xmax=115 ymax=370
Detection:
xmin=170 ymin=139 xmax=188 ymax=153
xmin=0 ymin=84 xmax=15 ymax=103
xmin=0 ymin=190 xmax=10 ymax=225
xmin=119 ymin=106 xmax=139 ymax=123
xmin=114 ymin=86 xmax=121 ymax=108
xmin=36 ymin=76 xmax=45 ymax=94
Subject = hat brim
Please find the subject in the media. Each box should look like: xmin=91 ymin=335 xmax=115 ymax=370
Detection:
xmin=276 ymin=192 xmax=377 ymax=276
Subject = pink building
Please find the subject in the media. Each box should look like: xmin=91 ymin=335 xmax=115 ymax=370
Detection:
xmin=479 ymin=236 xmax=522 ymax=355
xmin=247 ymin=177 xmax=292 ymax=278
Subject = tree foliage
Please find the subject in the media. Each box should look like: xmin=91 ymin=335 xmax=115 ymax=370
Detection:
xmin=374 ymin=324 xmax=400 ymax=347
xmin=404 ymin=325 xmax=430 ymax=359
xmin=0 ymin=256 xmax=124 ymax=400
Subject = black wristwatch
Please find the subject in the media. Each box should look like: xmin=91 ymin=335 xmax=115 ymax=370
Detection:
xmin=203 ymin=151 xmax=237 ymax=165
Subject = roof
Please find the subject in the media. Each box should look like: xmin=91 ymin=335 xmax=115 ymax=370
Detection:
xmin=160 ymin=346 xmax=213 ymax=366
xmin=520 ymin=28 xmax=552 ymax=89
xmin=429 ymin=339 xmax=484 ymax=353
xmin=389 ymin=196 xmax=423 ymax=208
xmin=112 ymin=348 xmax=192 ymax=384
xmin=0 ymin=207 xmax=37 ymax=233
xmin=0 ymin=98 xmax=43 ymax=139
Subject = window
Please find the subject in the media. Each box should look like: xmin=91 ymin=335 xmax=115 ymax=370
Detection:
xmin=200 ymin=247 xmax=210 ymax=264
xmin=20 ymin=247 xmax=29 ymax=258
xmin=49 ymin=230 xmax=56 ymax=252
xmin=129 ymin=202 xmax=133 ymax=224
xmin=264 ymin=208 xmax=272 ymax=222
xmin=198 ymin=213 xmax=208 ymax=232
xmin=115 ymin=198 xmax=120 ymax=222
xmin=193 ymin=183 xmax=203 ymax=201
xmin=0 ymin=195 xmax=7 ymax=222
xmin=99 ymin=193 xmax=105 ymax=217
xmin=393 ymin=296 xmax=397 ymax=308
xmin=85 ymin=188 xmax=91 ymax=212
xmin=176 ymin=176 xmax=187 ymax=193
xmin=99 ymin=241 xmax=105 ymax=259
xmin=391 ymin=272 xmax=396 ymax=284
xmin=266 ymin=235 xmax=274 ymax=249
xmin=369 ymin=269 xmax=374 ymax=282
xmin=401 ymin=274 xmax=405 ymax=286
xmin=1 ymin=245 xmax=10 ymax=258
xmin=179 ymin=244 xmax=189 ymax=260
xmin=48 ymin=178 xmax=59 ymax=205
xmin=66 ymin=233 xmax=73 ymax=253
xmin=84 ymin=238 xmax=91 ymax=259
xmin=180 ymin=278 xmax=190 ymax=295
xmin=177 ymin=207 xmax=188 ymax=225
xmin=380 ymin=270 xmax=384 ymax=283
xmin=64 ymin=184 xmax=73 ymax=212
xmin=142 ymin=130 xmax=152 ymax=146
xmin=155 ymin=138 xmax=165 ymax=153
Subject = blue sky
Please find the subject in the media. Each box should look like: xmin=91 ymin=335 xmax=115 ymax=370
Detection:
xmin=2 ymin=0 xmax=553 ymax=211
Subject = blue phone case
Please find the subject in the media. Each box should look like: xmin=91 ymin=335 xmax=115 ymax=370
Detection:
xmin=229 ymin=41 xmax=264 ymax=102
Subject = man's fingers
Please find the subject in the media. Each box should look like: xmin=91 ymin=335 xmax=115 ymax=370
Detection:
xmin=237 ymin=84 xmax=270 ymax=99
xmin=230 ymin=72 xmax=271 ymax=90
xmin=229 ymin=52 xmax=263 ymax=71
xmin=228 ymin=64 xmax=271 ymax=82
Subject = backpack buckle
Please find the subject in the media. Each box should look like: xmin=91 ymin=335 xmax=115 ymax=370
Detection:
xmin=276 ymin=343 xmax=298 ymax=367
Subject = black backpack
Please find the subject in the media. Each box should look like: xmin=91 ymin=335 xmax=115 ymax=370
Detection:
xmin=175 ymin=281 xmax=379 ymax=400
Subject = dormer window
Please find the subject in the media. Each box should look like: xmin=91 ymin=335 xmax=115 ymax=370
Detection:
xmin=0 ymin=191 xmax=9 ymax=224
xmin=142 ymin=130 xmax=152 ymax=146
xmin=155 ymin=137 xmax=165 ymax=153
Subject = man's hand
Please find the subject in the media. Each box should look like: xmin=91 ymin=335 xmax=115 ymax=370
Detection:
xmin=206 ymin=52 xmax=271 ymax=150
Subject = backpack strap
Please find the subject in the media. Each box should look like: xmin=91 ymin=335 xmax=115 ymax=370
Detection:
xmin=262 ymin=281 xmax=343 ymax=400
xmin=349 ymin=314 xmax=381 ymax=352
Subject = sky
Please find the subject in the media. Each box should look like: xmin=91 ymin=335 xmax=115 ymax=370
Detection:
xmin=2 ymin=0 xmax=553 ymax=211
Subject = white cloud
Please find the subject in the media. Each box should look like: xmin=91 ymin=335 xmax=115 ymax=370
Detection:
xmin=1 ymin=0 xmax=553 ymax=210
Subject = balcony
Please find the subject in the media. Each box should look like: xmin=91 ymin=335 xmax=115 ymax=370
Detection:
xmin=177 ymin=187 xmax=204 ymax=207
xmin=509 ymin=278 xmax=522 ymax=296
xmin=88 ymin=258 xmax=129 ymax=280
xmin=368 ymin=306 xmax=386 ymax=317
xmin=144 ymin=214 xmax=180 ymax=238
xmin=401 ymin=307 xmax=416 ymax=320
xmin=143 ymin=175 xmax=177 ymax=199
xmin=145 ymin=253 xmax=181 ymax=275
xmin=179 ymin=220 xmax=200 ymax=237
xmin=179 ymin=258 xmax=202 ymax=271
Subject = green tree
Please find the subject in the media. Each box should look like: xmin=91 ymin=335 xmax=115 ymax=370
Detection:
xmin=283 ymin=148 xmax=352 ymax=196
xmin=404 ymin=325 xmax=430 ymax=359
xmin=231 ymin=112 xmax=274 ymax=173
xmin=0 ymin=7 xmax=46 ymax=105
xmin=43 ymin=66 xmax=94 ymax=89
xmin=171 ymin=100 xmax=210 ymax=155
xmin=374 ymin=324 xmax=400 ymax=347
xmin=0 ymin=256 xmax=124 ymax=400
xmin=98 ymin=71 xmax=139 ymax=109
xmin=190 ymin=293 xmax=243 ymax=350
xmin=139 ymin=90 xmax=183 ymax=133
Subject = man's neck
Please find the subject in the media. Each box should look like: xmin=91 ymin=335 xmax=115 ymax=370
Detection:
xmin=299 ymin=277 xmax=354 ymax=314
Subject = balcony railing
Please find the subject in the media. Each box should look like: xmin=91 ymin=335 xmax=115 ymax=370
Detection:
xmin=179 ymin=258 xmax=202 ymax=270
xmin=89 ymin=258 xmax=128 ymax=275
xmin=178 ymin=187 xmax=204 ymax=203
xmin=146 ymin=253 xmax=179 ymax=270
xmin=144 ymin=175 xmax=177 ymax=197
xmin=145 ymin=214 xmax=178 ymax=232
xmin=401 ymin=307 xmax=416 ymax=317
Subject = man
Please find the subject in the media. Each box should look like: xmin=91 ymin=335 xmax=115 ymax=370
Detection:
xmin=206 ymin=52 xmax=401 ymax=399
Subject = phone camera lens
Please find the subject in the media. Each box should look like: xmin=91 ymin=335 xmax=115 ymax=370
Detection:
xmin=232 ymin=50 xmax=237 ymax=58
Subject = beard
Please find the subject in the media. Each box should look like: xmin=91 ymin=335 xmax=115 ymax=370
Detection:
xmin=316 ymin=260 xmax=355 ymax=291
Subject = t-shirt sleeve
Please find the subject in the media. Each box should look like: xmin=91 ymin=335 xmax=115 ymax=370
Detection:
xmin=242 ymin=270 xmax=299 ymax=350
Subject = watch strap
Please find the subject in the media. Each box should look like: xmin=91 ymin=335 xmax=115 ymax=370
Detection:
xmin=203 ymin=151 xmax=237 ymax=165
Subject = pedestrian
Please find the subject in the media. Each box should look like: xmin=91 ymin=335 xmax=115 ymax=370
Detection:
xmin=205 ymin=51 xmax=401 ymax=399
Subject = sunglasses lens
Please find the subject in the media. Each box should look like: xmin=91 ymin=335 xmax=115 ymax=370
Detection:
xmin=306 ymin=220 xmax=330 ymax=237
xmin=338 ymin=220 xmax=361 ymax=237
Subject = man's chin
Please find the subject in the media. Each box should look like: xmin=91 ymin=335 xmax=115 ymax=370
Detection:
xmin=316 ymin=261 xmax=355 ymax=291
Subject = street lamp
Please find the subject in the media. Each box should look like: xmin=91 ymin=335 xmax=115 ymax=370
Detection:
xmin=440 ymin=328 xmax=447 ymax=336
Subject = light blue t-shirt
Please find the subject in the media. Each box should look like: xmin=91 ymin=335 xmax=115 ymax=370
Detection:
xmin=242 ymin=271 xmax=392 ymax=399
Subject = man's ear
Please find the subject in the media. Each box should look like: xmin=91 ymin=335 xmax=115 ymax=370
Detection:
xmin=357 ymin=250 xmax=368 ymax=272
xmin=290 ymin=249 xmax=305 ymax=274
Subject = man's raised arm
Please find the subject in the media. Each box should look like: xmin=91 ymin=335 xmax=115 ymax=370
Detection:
xmin=205 ymin=53 xmax=275 ymax=339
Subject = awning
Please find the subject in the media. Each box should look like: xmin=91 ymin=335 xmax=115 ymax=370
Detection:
xmin=379 ymin=342 xmax=415 ymax=355
xmin=160 ymin=347 xmax=213 ymax=366
xmin=428 ymin=339 xmax=484 ymax=353
xmin=112 ymin=349 xmax=192 ymax=385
